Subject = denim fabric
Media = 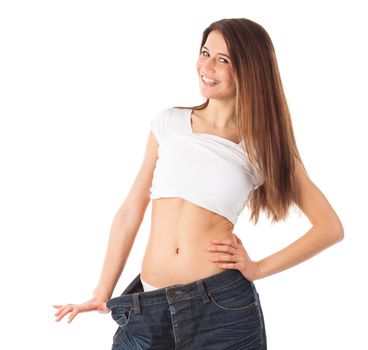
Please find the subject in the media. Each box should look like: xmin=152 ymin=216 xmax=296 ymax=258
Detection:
xmin=106 ymin=269 xmax=267 ymax=349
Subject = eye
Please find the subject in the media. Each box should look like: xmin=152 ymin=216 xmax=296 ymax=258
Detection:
xmin=200 ymin=50 xmax=229 ymax=64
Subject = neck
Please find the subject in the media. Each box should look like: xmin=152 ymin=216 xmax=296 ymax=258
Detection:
xmin=203 ymin=98 xmax=236 ymax=129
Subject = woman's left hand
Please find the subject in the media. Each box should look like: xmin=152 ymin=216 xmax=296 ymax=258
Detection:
xmin=207 ymin=232 xmax=260 ymax=281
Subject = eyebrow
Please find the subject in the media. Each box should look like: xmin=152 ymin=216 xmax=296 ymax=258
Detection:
xmin=202 ymin=46 xmax=231 ymax=59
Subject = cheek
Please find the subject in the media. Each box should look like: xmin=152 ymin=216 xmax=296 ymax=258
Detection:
xmin=224 ymin=70 xmax=236 ymax=84
xmin=196 ymin=57 xmax=205 ymax=71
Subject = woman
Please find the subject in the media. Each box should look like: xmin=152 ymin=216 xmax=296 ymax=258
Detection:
xmin=54 ymin=18 xmax=344 ymax=349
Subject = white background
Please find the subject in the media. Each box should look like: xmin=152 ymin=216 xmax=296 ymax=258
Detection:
xmin=0 ymin=0 xmax=367 ymax=349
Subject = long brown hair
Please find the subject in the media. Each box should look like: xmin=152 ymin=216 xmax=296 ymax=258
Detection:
xmin=175 ymin=18 xmax=307 ymax=224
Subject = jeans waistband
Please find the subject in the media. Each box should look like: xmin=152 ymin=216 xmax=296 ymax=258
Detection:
xmin=106 ymin=269 xmax=254 ymax=314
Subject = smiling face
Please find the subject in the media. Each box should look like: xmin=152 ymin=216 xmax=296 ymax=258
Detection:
xmin=196 ymin=30 xmax=236 ymax=101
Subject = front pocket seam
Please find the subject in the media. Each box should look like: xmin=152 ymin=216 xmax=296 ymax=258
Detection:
xmin=209 ymin=293 xmax=258 ymax=312
xmin=112 ymin=326 xmax=124 ymax=343
xmin=112 ymin=307 xmax=133 ymax=327
xmin=207 ymin=276 xmax=245 ymax=294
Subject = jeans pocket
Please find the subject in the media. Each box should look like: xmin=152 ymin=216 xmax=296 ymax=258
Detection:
xmin=208 ymin=276 xmax=257 ymax=313
xmin=110 ymin=306 xmax=134 ymax=327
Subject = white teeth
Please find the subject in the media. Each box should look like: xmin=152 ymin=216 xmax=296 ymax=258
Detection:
xmin=202 ymin=75 xmax=218 ymax=84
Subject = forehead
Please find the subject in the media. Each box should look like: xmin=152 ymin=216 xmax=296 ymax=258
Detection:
xmin=203 ymin=30 xmax=229 ymax=54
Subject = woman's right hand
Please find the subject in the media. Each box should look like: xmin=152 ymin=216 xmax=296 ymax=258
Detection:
xmin=53 ymin=296 xmax=110 ymax=323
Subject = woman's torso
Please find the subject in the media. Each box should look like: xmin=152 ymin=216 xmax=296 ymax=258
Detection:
xmin=140 ymin=197 xmax=237 ymax=288
xmin=141 ymin=108 xmax=245 ymax=288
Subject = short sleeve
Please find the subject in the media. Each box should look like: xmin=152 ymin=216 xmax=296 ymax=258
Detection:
xmin=150 ymin=108 xmax=170 ymax=143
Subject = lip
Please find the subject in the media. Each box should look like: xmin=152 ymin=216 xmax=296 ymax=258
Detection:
xmin=201 ymin=74 xmax=219 ymax=86
xmin=201 ymin=73 xmax=219 ymax=82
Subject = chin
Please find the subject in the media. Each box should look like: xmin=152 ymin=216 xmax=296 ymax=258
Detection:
xmin=199 ymin=91 xmax=217 ymax=99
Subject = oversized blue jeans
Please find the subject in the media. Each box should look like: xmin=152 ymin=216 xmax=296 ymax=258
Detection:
xmin=106 ymin=268 xmax=267 ymax=349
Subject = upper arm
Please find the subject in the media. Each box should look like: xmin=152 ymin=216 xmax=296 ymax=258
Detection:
xmin=118 ymin=108 xmax=168 ymax=223
xmin=294 ymin=158 xmax=344 ymax=238
xmin=118 ymin=130 xmax=159 ymax=223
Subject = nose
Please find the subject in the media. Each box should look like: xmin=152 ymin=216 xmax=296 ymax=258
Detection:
xmin=202 ymin=57 xmax=216 ymax=74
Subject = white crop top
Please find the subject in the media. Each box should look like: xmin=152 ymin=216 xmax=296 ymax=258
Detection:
xmin=149 ymin=107 xmax=264 ymax=225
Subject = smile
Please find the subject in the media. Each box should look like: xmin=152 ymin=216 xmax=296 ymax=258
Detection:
xmin=201 ymin=74 xmax=219 ymax=86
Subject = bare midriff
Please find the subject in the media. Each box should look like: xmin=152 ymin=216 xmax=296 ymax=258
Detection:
xmin=140 ymin=197 xmax=237 ymax=288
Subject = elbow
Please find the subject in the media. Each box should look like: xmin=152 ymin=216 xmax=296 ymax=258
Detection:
xmin=335 ymin=223 xmax=344 ymax=242
xmin=316 ymin=216 xmax=344 ymax=244
xmin=330 ymin=217 xmax=344 ymax=243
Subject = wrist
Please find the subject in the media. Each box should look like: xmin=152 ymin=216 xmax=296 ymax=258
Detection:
xmin=253 ymin=260 xmax=264 ymax=281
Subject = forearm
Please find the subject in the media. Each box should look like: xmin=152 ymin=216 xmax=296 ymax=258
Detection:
xmin=93 ymin=210 xmax=141 ymax=301
xmin=255 ymin=222 xmax=344 ymax=280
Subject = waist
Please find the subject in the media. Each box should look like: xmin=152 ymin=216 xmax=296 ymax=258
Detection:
xmin=141 ymin=248 xmax=229 ymax=288
xmin=106 ymin=268 xmax=251 ymax=309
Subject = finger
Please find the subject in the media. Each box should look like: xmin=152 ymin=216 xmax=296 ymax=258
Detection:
xmin=54 ymin=306 xmax=65 ymax=316
xmin=55 ymin=305 xmax=74 ymax=321
xmin=53 ymin=305 xmax=66 ymax=315
xmin=212 ymin=239 xmax=237 ymax=249
xmin=67 ymin=310 xmax=78 ymax=323
xmin=54 ymin=304 xmax=71 ymax=316
xmin=209 ymin=255 xmax=237 ymax=262
xmin=218 ymin=262 xmax=236 ymax=269
xmin=208 ymin=244 xmax=236 ymax=254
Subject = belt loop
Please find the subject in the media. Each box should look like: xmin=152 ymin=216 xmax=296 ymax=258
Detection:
xmin=132 ymin=293 xmax=141 ymax=314
xmin=196 ymin=280 xmax=210 ymax=304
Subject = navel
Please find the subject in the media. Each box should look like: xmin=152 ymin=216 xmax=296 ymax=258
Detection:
xmin=175 ymin=247 xmax=180 ymax=254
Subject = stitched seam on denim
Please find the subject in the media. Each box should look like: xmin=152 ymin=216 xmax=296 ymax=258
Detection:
xmin=112 ymin=309 xmax=133 ymax=326
xmin=209 ymin=296 xmax=258 ymax=312
xmin=113 ymin=326 xmax=123 ymax=343
xmin=250 ymin=282 xmax=265 ymax=347
xmin=108 ymin=276 xmax=246 ymax=308
xmin=113 ymin=314 xmax=128 ymax=323
xmin=114 ymin=309 xmax=131 ymax=323
xmin=168 ymin=308 xmax=178 ymax=344
xmin=143 ymin=277 xmax=245 ymax=304
xmin=135 ymin=296 xmax=203 ymax=307
xmin=205 ymin=275 xmax=245 ymax=294
xmin=259 ymin=307 xmax=265 ymax=347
